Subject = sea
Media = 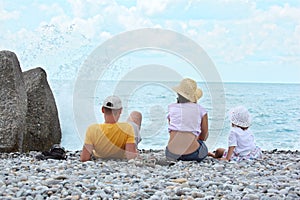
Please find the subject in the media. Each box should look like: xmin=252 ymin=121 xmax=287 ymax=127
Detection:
xmin=50 ymin=80 xmax=300 ymax=152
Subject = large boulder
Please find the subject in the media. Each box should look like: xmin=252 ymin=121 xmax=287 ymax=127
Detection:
xmin=22 ymin=67 xmax=61 ymax=152
xmin=0 ymin=51 xmax=27 ymax=152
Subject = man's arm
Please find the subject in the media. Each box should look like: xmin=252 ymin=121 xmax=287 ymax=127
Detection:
xmin=80 ymin=144 xmax=93 ymax=162
xmin=125 ymin=143 xmax=138 ymax=160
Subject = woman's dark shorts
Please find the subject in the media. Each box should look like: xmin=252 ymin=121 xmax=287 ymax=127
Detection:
xmin=165 ymin=140 xmax=208 ymax=162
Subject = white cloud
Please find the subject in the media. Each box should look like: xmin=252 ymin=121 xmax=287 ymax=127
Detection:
xmin=66 ymin=0 xmax=117 ymax=18
xmin=1 ymin=0 xmax=299 ymax=83
xmin=0 ymin=6 xmax=19 ymax=21
xmin=253 ymin=4 xmax=300 ymax=56
xmin=136 ymin=0 xmax=173 ymax=16
xmin=118 ymin=15 xmax=154 ymax=30
xmin=54 ymin=1 xmax=155 ymax=36
xmin=169 ymin=2 xmax=300 ymax=66
xmin=57 ymin=14 xmax=104 ymax=39
xmin=38 ymin=3 xmax=65 ymax=16
xmin=271 ymin=3 xmax=300 ymax=19
xmin=100 ymin=31 xmax=112 ymax=40
xmin=67 ymin=0 xmax=85 ymax=18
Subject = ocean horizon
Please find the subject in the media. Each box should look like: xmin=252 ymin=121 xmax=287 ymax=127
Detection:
xmin=50 ymin=80 xmax=300 ymax=152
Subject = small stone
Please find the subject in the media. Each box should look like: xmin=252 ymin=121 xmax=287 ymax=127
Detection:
xmin=284 ymin=163 xmax=297 ymax=170
xmin=16 ymin=190 xmax=23 ymax=198
xmin=25 ymin=196 xmax=34 ymax=200
xmin=191 ymin=191 xmax=205 ymax=198
xmin=113 ymin=192 xmax=121 ymax=199
xmin=242 ymin=193 xmax=259 ymax=200
xmin=213 ymin=164 xmax=224 ymax=171
xmin=35 ymin=194 xmax=44 ymax=200
xmin=175 ymin=189 xmax=185 ymax=196
xmin=20 ymin=175 xmax=28 ymax=181
xmin=267 ymin=189 xmax=279 ymax=194
xmin=171 ymin=178 xmax=187 ymax=184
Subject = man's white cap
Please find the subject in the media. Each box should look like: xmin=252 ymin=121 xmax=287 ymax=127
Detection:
xmin=103 ymin=95 xmax=122 ymax=109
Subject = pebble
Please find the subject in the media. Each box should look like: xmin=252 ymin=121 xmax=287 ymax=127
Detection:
xmin=171 ymin=178 xmax=187 ymax=183
xmin=0 ymin=150 xmax=299 ymax=199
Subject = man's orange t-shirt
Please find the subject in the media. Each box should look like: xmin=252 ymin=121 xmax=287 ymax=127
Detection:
xmin=84 ymin=122 xmax=135 ymax=159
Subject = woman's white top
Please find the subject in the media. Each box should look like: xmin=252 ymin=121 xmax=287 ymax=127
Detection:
xmin=167 ymin=103 xmax=207 ymax=137
xmin=229 ymin=127 xmax=256 ymax=156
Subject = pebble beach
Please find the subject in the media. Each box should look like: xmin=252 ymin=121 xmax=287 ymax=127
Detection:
xmin=0 ymin=149 xmax=299 ymax=200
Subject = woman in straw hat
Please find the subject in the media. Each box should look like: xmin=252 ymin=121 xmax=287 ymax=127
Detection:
xmin=208 ymin=106 xmax=262 ymax=161
xmin=165 ymin=78 xmax=209 ymax=162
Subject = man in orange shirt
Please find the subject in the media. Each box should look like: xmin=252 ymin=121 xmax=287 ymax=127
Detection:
xmin=80 ymin=96 xmax=142 ymax=162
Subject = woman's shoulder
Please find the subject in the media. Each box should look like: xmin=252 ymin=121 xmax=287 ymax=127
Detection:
xmin=169 ymin=103 xmax=207 ymax=113
xmin=168 ymin=102 xmax=178 ymax=107
xmin=196 ymin=103 xmax=206 ymax=110
xmin=168 ymin=102 xmax=207 ymax=111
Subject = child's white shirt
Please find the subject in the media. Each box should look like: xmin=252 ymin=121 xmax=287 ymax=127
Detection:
xmin=228 ymin=127 xmax=256 ymax=156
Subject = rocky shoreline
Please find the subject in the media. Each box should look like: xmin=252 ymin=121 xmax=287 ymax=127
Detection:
xmin=0 ymin=149 xmax=299 ymax=200
xmin=0 ymin=51 xmax=61 ymax=153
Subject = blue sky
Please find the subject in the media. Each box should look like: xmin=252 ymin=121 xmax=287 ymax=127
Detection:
xmin=1 ymin=0 xmax=300 ymax=83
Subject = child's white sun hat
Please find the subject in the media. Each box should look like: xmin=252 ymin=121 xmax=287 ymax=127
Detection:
xmin=229 ymin=106 xmax=251 ymax=128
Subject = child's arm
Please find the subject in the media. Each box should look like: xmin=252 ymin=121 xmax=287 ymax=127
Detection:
xmin=220 ymin=146 xmax=235 ymax=161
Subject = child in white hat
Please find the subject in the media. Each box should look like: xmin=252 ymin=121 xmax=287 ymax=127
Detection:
xmin=208 ymin=106 xmax=262 ymax=161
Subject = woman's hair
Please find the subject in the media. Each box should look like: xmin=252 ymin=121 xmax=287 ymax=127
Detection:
xmin=177 ymin=94 xmax=190 ymax=103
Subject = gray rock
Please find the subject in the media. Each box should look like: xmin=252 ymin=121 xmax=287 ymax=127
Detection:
xmin=34 ymin=194 xmax=44 ymax=200
xmin=242 ymin=194 xmax=260 ymax=200
xmin=22 ymin=67 xmax=61 ymax=151
xmin=0 ymin=50 xmax=27 ymax=152
xmin=26 ymin=196 xmax=34 ymax=200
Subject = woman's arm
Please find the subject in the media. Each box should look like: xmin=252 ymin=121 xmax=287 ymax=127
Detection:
xmin=198 ymin=113 xmax=208 ymax=141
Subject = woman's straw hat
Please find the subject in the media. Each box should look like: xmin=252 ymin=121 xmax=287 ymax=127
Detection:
xmin=229 ymin=106 xmax=251 ymax=128
xmin=172 ymin=78 xmax=203 ymax=103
